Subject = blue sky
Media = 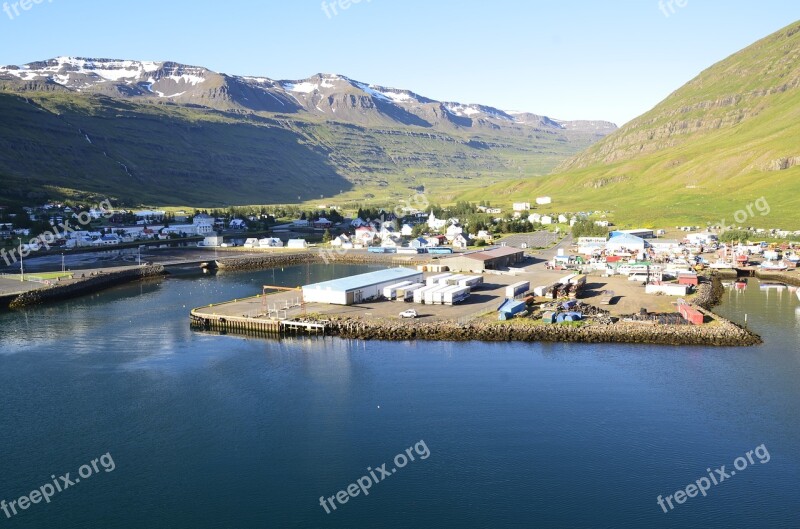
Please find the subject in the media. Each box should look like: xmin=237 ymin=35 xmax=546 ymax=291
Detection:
xmin=1 ymin=0 xmax=798 ymax=124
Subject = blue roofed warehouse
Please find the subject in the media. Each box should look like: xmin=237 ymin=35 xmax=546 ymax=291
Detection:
xmin=302 ymin=268 xmax=424 ymax=305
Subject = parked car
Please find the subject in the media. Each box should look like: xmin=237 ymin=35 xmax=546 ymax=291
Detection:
xmin=398 ymin=309 xmax=418 ymax=319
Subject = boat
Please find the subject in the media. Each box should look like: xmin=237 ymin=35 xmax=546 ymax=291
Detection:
xmin=760 ymin=260 xmax=789 ymax=271
xmin=709 ymin=260 xmax=735 ymax=270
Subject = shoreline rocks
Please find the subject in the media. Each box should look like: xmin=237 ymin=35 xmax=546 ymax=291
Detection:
xmin=9 ymin=265 xmax=166 ymax=309
xmin=325 ymin=315 xmax=761 ymax=347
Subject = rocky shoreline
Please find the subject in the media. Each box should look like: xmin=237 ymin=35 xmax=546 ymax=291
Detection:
xmin=8 ymin=265 xmax=166 ymax=309
xmin=324 ymin=310 xmax=761 ymax=347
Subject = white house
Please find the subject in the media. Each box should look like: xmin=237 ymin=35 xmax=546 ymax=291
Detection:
xmin=513 ymin=203 xmax=531 ymax=212
xmin=331 ymin=234 xmax=351 ymax=247
xmin=193 ymin=213 xmax=213 ymax=226
xmin=400 ymin=224 xmax=414 ymax=237
xmin=445 ymin=224 xmax=463 ymax=239
xmin=409 ymin=237 xmax=429 ymax=249
xmin=528 ymin=213 xmax=542 ymax=224
xmin=452 ymin=234 xmax=471 ymax=249
xmin=258 ymin=238 xmax=284 ymax=248
xmin=355 ymin=226 xmax=378 ymax=246
xmin=229 ymin=219 xmax=247 ymax=230
xmin=287 ymin=239 xmax=308 ymax=249
xmin=540 ymin=216 xmax=553 ymax=225
xmin=558 ymin=214 xmax=569 ymax=224
xmin=536 ymin=197 xmax=552 ymax=205
xmin=93 ymin=234 xmax=121 ymax=246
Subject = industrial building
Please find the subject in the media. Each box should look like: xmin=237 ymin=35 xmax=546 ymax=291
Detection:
xmin=441 ymin=247 xmax=526 ymax=273
xmin=302 ymin=268 xmax=424 ymax=305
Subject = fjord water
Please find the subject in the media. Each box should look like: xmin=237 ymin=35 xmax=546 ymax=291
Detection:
xmin=1 ymin=266 xmax=798 ymax=528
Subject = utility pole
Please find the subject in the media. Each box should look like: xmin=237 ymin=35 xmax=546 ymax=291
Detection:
xmin=61 ymin=252 xmax=65 ymax=273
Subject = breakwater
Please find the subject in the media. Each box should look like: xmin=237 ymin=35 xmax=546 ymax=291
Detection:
xmin=695 ymin=275 xmax=726 ymax=309
xmin=325 ymin=315 xmax=761 ymax=347
xmin=755 ymin=270 xmax=800 ymax=286
xmin=9 ymin=265 xmax=166 ymax=309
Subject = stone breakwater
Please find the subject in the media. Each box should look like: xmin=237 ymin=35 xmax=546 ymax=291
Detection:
xmin=214 ymin=251 xmax=430 ymax=271
xmin=694 ymin=275 xmax=725 ymax=310
xmin=755 ymin=270 xmax=800 ymax=287
xmin=9 ymin=265 xmax=166 ymax=309
xmin=325 ymin=314 xmax=762 ymax=347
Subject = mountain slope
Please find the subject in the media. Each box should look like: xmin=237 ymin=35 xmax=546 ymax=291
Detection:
xmin=0 ymin=58 xmax=616 ymax=207
xmin=466 ymin=21 xmax=800 ymax=228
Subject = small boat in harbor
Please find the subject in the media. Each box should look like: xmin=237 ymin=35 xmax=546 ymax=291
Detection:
xmin=760 ymin=260 xmax=789 ymax=271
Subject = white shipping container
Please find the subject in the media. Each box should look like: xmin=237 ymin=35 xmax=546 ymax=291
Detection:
xmin=396 ymin=283 xmax=425 ymax=301
xmin=424 ymin=284 xmax=451 ymax=304
xmin=505 ymin=281 xmax=530 ymax=298
xmin=441 ymin=274 xmax=466 ymax=286
xmin=443 ymin=286 xmax=471 ymax=305
xmin=382 ymin=281 xmax=413 ymax=300
xmin=426 ymin=273 xmax=452 ymax=286
xmin=413 ymin=284 xmax=440 ymax=304
xmin=458 ymin=276 xmax=484 ymax=288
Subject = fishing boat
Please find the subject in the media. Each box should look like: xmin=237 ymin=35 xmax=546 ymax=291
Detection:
xmin=760 ymin=260 xmax=789 ymax=271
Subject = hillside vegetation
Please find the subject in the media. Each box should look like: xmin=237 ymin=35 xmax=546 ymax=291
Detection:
xmin=465 ymin=21 xmax=800 ymax=228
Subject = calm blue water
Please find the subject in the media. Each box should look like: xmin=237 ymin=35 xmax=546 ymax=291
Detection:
xmin=0 ymin=267 xmax=798 ymax=528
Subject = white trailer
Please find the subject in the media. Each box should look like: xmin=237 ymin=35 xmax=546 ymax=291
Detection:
xmin=382 ymin=281 xmax=413 ymax=300
xmin=424 ymin=284 xmax=451 ymax=304
xmin=413 ymin=284 xmax=440 ymax=304
xmin=443 ymin=286 xmax=471 ymax=305
xmin=458 ymin=276 xmax=484 ymax=289
xmin=432 ymin=285 xmax=462 ymax=305
xmin=506 ymin=281 xmax=530 ymax=298
xmin=426 ymin=273 xmax=452 ymax=286
xmin=441 ymin=274 xmax=466 ymax=286
xmin=397 ymin=283 xmax=425 ymax=301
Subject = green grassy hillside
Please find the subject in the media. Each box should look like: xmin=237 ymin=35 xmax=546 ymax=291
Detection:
xmin=0 ymin=90 xmax=605 ymax=207
xmin=465 ymin=21 xmax=800 ymax=229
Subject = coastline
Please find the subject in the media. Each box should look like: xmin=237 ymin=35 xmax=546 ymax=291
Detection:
xmin=7 ymin=265 xmax=166 ymax=309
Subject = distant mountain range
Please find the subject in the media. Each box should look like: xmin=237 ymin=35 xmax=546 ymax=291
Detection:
xmin=466 ymin=20 xmax=800 ymax=228
xmin=1 ymin=57 xmax=615 ymax=133
xmin=0 ymin=58 xmax=615 ymax=207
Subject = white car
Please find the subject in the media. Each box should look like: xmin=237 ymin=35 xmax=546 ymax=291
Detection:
xmin=398 ymin=309 xmax=418 ymax=319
